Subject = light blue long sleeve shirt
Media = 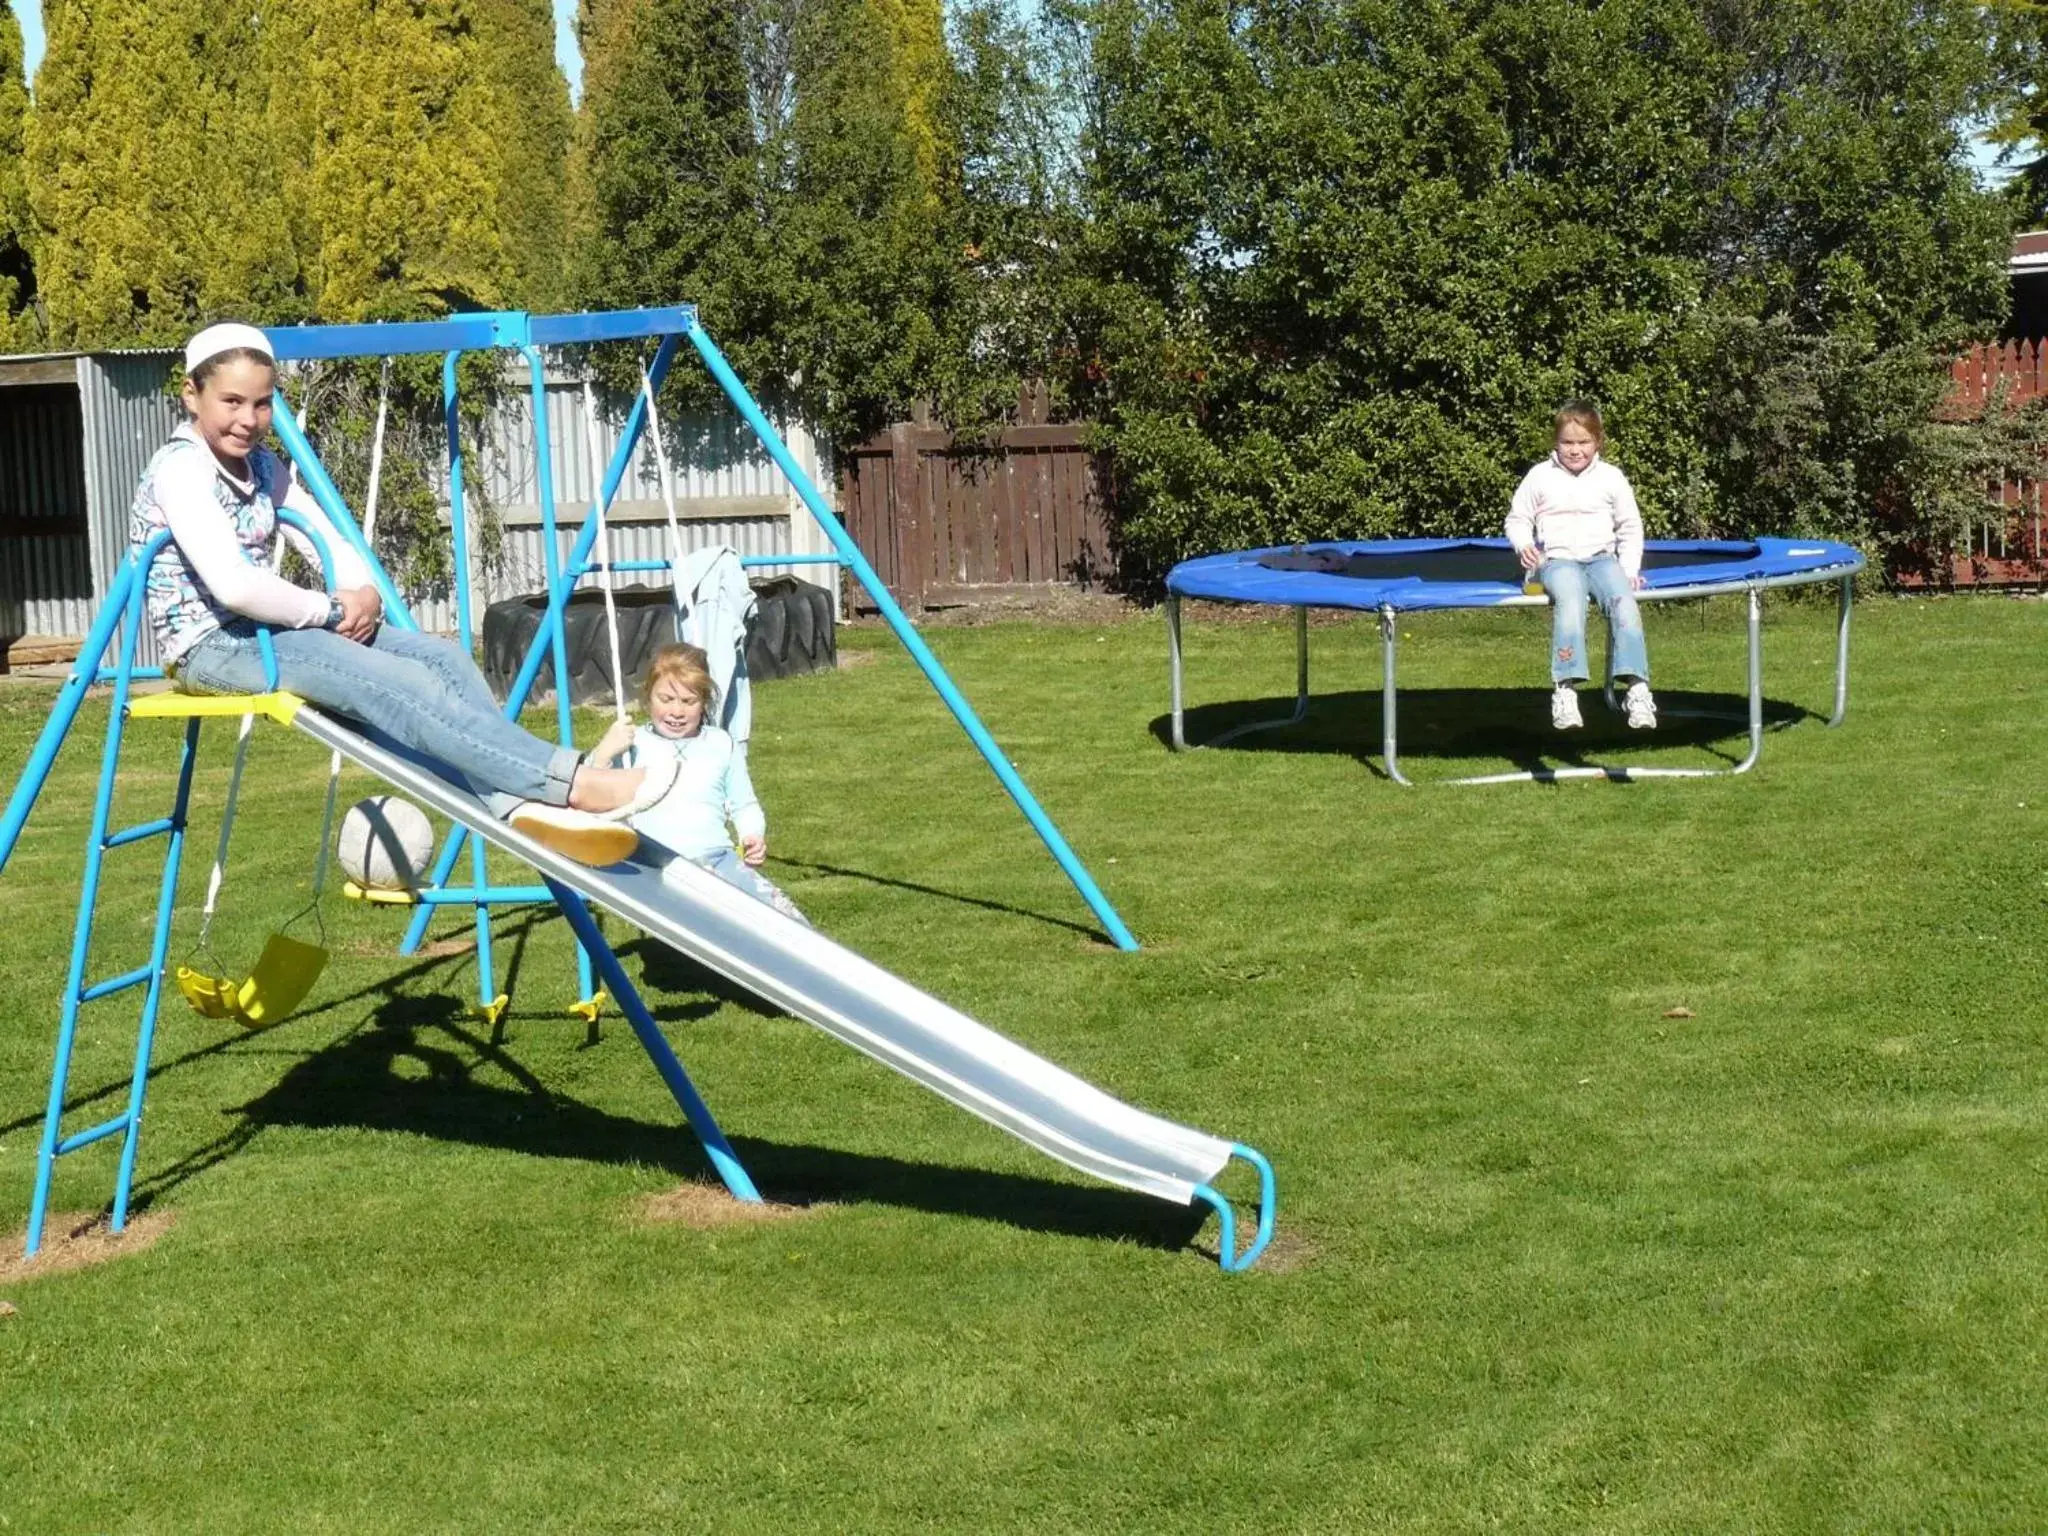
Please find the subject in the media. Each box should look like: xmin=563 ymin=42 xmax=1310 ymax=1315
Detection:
xmin=622 ymin=724 xmax=766 ymax=859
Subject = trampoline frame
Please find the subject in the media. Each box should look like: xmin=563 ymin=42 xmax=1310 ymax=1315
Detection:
xmin=1166 ymin=558 xmax=1861 ymax=785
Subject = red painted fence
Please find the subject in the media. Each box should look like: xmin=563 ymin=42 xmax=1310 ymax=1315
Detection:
xmin=1934 ymin=341 xmax=2048 ymax=587
xmin=837 ymin=392 xmax=1111 ymax=609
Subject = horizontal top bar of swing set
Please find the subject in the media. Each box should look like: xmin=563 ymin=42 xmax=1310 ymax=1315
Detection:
xmin=260 ymin=307 xmax=701 ymax=361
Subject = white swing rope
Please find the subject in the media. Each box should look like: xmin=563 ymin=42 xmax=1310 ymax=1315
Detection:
xmin=639 ymin=359 xmax=689 ymax=627
xmin=189 ymin=367 xmax=321 ymax=967
xmin=582 ymin=374 xmax=632 ymax=725
xmin=187 ymin=711 xmax=257 ymax=973
xmin=308 ymin=357 xmax=393 ymax=913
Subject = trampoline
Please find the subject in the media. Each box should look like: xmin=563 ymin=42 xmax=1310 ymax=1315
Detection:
xmin=1165 ymin=536 xmax=1866 ymax=784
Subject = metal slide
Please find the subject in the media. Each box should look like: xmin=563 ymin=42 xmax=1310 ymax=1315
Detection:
xmin=288 ymin=705 xmax=1276 ymax=1257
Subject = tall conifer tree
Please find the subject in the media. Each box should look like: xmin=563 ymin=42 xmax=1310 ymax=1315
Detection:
xmin=24 ymin=0 xmax=299 ymax=346
xmin=572 ymin=0 xmax=756 ymax=341
xmin=0 ymin=7 xmax=35 ymax=346
xmin=265 ymin=0 xmax=509 ymax=319
xmin=474 ymin=0 xmax=574 ymax=310
xmin=574 ymin=0 xmax=969 ymax=439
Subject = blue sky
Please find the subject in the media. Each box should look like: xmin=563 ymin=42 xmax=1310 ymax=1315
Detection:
xmin=9 ymin=0 xmax=586 ymax=99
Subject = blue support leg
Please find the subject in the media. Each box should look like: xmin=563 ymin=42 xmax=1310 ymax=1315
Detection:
xmin=543 ymin=877 xmax=760 ymax=1203
xmin=683 ymin=321 xmax=1140 ymax=951
xmin=0 ymin=560 xmax=137 ymax=877
xmin=1190 ymin=1144 xmax=1278 ymax=1273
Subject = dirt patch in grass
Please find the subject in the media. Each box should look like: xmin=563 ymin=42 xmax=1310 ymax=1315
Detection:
xmin=1197 ymin=1221 xmax=1320 ymax=1275
xmin=335 ymin=933 xmax=472 ymax=959
xmin=0 ymin=1209 xmax=174 ymax=1282
xmin=630 ymin=1182 xmax=822 ymax=1229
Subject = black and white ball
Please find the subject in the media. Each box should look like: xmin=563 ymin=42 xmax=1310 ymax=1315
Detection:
xmin=336 ymin=795 xmax=435 ymax=891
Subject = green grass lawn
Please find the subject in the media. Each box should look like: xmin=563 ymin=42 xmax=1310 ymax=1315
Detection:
xmin=0 ymin=592 xmax=2044 ymax=1531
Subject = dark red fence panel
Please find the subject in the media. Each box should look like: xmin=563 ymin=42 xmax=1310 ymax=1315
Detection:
xmin=837 ymin=402 xmax=1111 ymax=609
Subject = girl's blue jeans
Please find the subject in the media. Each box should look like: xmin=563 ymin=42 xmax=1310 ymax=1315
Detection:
xmin=679 ymin=847 xmax=807 ymax=924
xmin=174 ymin=622 xmax=580 ymax=819
xmin=1537 ymin=554 xmax=1650 ymax=686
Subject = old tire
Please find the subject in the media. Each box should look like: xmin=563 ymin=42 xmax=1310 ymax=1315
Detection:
xmin=481 ymin=577 xmax=836 ymax=706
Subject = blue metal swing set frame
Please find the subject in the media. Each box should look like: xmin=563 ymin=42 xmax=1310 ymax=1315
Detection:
xmin=0 ymin=306 xmax=1167 ymax=1263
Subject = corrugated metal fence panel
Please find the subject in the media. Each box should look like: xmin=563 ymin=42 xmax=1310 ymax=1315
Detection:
xmin=469 ymin=382 xmax=793 ymax=509
xmin=39 ymin=355 xmax=832 ymax=644
xmin=397 ymin=379 xmax=833 ymax=630
xmin=78 ymin=354 xmax=181 ymax=665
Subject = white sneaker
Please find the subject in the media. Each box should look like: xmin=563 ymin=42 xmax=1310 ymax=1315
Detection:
xmin=1624 ymin=680 xmax=1657 ymax=730
xmin=508 ymin=803 xmax=638 ymax=867
xmin=1551 ymin=685 xmax=1583 ymax=730
xmin=597 ymin=756 xmax=681 ymax=823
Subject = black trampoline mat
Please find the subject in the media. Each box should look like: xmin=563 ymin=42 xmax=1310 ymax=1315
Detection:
xmin=1254 ymin=543 xmax=1757 ymax=583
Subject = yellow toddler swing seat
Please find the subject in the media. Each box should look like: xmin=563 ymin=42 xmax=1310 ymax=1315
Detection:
xmin=139 ymin=689 xmax=335 ymax=1030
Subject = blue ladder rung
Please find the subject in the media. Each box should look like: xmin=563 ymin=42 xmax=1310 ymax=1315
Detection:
xmin=79 ymin=964 xmax=154 ymax=1004
xmin=415 ymin=885 xmax=553 ymax=905
xmin=104 ymin=816 xmax=177 ymax=850
xmin=55 ymin=1112 xmax=134 ymax=1157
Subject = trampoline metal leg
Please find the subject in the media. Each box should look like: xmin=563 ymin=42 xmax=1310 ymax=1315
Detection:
xmin=1169 ymin=601 xmax=1310 ymax=751
xmin=1381 ymin=607 xmax=1412 ymax=787
xmin=1829 ymin=574 xmax=1852 ymax=727
xmin=1168 ymin=597 xmax=1186 ymax=750
xmin=1729 ymin=583 xmax=1764 ymax=774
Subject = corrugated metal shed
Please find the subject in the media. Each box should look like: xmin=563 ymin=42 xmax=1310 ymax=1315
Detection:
xmin=0 ymin=372 xmax=92 ymax=643
xmin=0 ymin=347 xmax=838 ymax=656
xmin=77 ymin=354 xmax=184 ymax=667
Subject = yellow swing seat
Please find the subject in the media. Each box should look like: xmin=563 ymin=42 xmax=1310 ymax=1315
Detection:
xmin=229 ymin=930 xmax=329 ymax=1029
xmin=175 ymin=965 xmax=245 ymax=1020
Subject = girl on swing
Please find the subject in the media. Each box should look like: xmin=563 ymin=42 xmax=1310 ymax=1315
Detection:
xmin=132 ymin=323 xmax=680 ymax=866
xmin=589 ymin=643 xmax=806 ymax=923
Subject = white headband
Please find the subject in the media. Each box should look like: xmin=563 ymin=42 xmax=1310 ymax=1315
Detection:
xmin=184 ymin=323 xmax=275 ymax=376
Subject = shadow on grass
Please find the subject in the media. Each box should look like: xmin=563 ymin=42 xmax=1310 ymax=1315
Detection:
xmin=192 ymin=1014 xmax=1205 ymax=1255
xmin=615 ymin=935 xmax=782 ymax=1024
xmin=768 ymin=855 xmax=1104 ymax=944
xmin=26 ymin=909 xmax=1201 ymax=1257
xmin=1155 ymin=685 xmax=1817 ymax=780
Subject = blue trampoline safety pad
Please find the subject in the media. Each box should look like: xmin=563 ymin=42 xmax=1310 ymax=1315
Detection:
xmin=1166 ymin=536 xmax=1865 ymax=612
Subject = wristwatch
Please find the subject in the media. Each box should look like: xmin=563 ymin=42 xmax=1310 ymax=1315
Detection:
xmin=325 ymin=595 xmax=347 ymax=630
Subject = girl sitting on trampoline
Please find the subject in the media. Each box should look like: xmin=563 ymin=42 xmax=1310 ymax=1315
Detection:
xmin=1505 ymin=401 xmax=1657 ymax=732
xmin=590 ymin=643 xmax=807 ymax=923
xmin=133 ymin=323 xmax=680 ymax=867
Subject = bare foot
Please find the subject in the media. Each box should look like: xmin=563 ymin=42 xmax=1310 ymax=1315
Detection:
xmin=567 ymin=764 xmax=644 ymax=814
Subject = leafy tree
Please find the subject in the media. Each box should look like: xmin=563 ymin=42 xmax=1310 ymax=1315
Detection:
xmin=23 ymin=0 xmax=300 ymax=347
xmin=471 ymin=0 xmax=576 ymax=310
xmin=264 ymin=0 xmax=561 ymax=321
xmin=0 ymin=8 xmax=32 ymax=342
xmin=571 ymin=0 xmax=757 ymax=365
xmin=573 ymin=0 xmax=972 ymax=442
xmin=941 ymin=0 xmax=1094 ymax=418
xmin=0 ymin=5 xmax=35 ymax=345
xmin=1071 ymin=0 xmax=2021 ymax=584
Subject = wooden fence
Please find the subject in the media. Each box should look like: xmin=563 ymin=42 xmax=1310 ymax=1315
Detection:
xmin=1934 ymin=340 xmax=2048 ymax=587
xmin=837 ymin=394 xmax=1111 ymax=609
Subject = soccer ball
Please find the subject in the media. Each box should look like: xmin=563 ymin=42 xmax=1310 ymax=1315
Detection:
xmin=336 ymin=795 xmax=436 ymax=891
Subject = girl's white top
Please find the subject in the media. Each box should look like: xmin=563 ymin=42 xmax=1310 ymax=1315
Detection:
xmin=620 ymin=724 xmax=766 ymax=860
xmin=129 ymin=423 xmax=376 ymax=665
xmin=1503 ymin=451 xmax=1644 ymax=579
